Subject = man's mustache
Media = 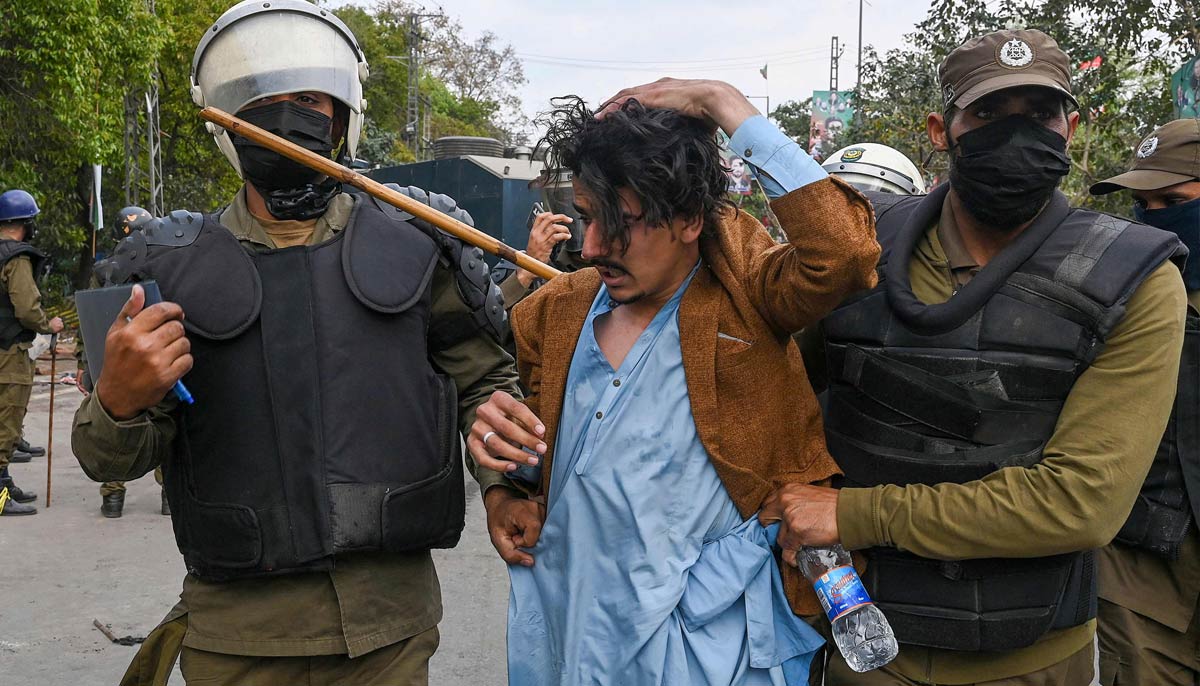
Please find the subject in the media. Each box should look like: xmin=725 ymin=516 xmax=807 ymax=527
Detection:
xmin=590 ymin=259 xmax=627 ymax=273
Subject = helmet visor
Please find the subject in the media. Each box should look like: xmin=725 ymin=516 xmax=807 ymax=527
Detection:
xmin=196 ymin=11 xmax=363 ymax=116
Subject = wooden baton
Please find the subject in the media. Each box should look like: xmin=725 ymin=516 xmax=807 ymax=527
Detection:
xmin=198 ymin=107 xmax=562 ymax=282
xmin=45 ymin=332 xmax=57 ymax=508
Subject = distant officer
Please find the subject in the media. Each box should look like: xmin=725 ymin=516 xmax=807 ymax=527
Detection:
xmin=765 ymin=29 xmax=1188 ymax=684
xmin=0 ymin=189 xmax=64 ymax=517
xmin=1089 ymin=118 xmax=1200 ymax=685
xmin=821 ymin=142 xmax=927 ymax=196
xmin=76 ymin=207 xmax=168 ymax=518
xmin=491 ymin=169 xmax=589 ymax=313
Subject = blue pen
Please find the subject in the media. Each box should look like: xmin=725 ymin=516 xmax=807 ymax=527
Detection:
xmin=173 ymin=380 xmax=194 ymax=404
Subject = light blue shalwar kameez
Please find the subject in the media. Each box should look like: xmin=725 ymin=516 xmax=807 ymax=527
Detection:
xmin=507 ymin=264 xmax=824 ymax=686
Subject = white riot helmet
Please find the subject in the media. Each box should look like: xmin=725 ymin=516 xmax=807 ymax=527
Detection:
xmin=190 ymin=0 xmax=369 ymax=178
xmin=822 ymin=143 xmax=926 ymax=195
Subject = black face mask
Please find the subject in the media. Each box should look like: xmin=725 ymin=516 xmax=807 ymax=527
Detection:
xmin=1135 ymin=197 xmax=1200 ymax=291
xmin=232 ymin=100 xmax=342 ymax=220
xmin=948 ymin=115 xmax=1071 ymax=233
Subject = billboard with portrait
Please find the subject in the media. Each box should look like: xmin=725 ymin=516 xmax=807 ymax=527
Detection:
xmin=1172 ymin=56 xmax=1200 ymax=119
xmin=808 ymin=89 xmax=855 ymax=161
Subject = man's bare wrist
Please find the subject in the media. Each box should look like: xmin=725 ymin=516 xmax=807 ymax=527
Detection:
xmin=706 ymin=82 xmax=760 ymax=137
xmin=94 ymin=382 xmax=138 ymax=421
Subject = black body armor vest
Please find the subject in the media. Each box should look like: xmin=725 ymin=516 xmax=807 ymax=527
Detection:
xmin=821 ymin=185 xmax=1185 ymax=652
xmin=1113 ymin=309 xmax=1200 ymax=559
xmin=0 ymin=240 xmax=46 ymax=348
xmin=111 ymin=196 xmax=468 ymax=580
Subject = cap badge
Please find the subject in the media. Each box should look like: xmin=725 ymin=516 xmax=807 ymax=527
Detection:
xmin=942 ymin=84 xmax=956 ymax=104
xmin=841 ymin=147 xmax=865 ymax=162
xmin=997 ymin=39 xmax=1035 ymax=69
xmin=1137 ymin=136 xmax=1159 ymax=159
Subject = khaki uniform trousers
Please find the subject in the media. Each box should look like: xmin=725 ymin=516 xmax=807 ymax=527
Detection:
xmin=1098 ymin=598 xmax=1200 ymax=685
xmin=101 ymin=467 xmax=163 ymax=497
xmin=0 ymin=352 xmax=34 ymax=472
xmin=820 ymin=642 xmax=1094 ymax=686
xmin=177 ymin=627 xmax=439 ymax=686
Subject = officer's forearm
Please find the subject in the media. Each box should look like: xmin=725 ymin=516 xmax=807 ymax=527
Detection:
xmin=71 ymin=394 xmax=176 ymax=482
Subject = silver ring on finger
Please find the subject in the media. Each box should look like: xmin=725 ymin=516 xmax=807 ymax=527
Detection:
xmin=482 ymin=431 xmax=498 ymax=449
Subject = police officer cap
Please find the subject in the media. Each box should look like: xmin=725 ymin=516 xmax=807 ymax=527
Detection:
xmin=1090 ymin=119 xmax=1200 ymax=195
xmin=939 ymin=29 xmax=1077 ymax=111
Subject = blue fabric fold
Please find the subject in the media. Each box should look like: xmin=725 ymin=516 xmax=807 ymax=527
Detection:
xmin=680 ymin=519 xmax=825 ymax=678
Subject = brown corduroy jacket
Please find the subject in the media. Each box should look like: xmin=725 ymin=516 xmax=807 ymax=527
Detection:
xmin=509 ymin=176 xmax=880 ymax=615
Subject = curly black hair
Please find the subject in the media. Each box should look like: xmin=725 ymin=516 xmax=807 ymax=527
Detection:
xmin=536 ymin=96 xmax=733 ymax=254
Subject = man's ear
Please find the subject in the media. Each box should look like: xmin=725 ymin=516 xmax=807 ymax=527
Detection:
xmin=928 ymin=112 xmax=950 ymax=152
xmin=1065 ymin=110 xmax=1080 ymax=144
xmin=678 ymin=214 xmax=704 ymax=245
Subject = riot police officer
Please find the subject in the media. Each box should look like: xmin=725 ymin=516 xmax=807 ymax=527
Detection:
xmin=821 ymin=142 xmax=927 ymax=196
xmin=1089 ymin=118 xmax=1200 ymax=686
xmin=763 ymin=29 xmax=1188 ymax=685
xmin=70 ymin=2 xmax=517 ymax=683
xmin=0 ymin=189 xmax=63 ymax=517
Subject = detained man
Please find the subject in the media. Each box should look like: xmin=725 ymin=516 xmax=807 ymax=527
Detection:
xmin=469 ymin=79 xmax=881 ymax=685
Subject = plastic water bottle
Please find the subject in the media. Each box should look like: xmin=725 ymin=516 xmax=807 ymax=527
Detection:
xmin=800 ymin=545 xmax=898 ymax=672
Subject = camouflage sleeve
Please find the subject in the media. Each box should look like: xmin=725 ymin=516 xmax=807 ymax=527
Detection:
xmin=3 ymin=258 xmax=53 ymax=333
xmin=428 ymin=264 xmax=521 ymax=496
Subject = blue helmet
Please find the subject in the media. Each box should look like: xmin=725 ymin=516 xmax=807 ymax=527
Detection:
xmin=0 ymin=190 xmax=40 ymax=223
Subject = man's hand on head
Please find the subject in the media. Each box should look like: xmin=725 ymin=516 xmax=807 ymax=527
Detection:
xmin=758 ymin=483 xmax=841 ymax=566
xmin=484 ymin=486 xmax=545 ymax=567
xmin=469 ymin=390 xmax=548 ymax=473
xmin=597 ymin=78 xmax=760 ymax=137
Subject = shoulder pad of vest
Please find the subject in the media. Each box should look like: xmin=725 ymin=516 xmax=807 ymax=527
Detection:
xmin=491 ymin=259 xmax=518 ymax=285
xmin=370 ymin=185 xmax=508 ymax=343
xmin=143 ymin=210 xmax=204 ymax=248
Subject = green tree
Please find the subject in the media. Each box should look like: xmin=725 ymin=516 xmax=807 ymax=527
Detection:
xmin=850 ymin=0 xmax=1200 ymax=213
xmin=772 ymin=98 xmax=813 ymax=140
xmin=0 ymin=0 xmax=164 ymax=296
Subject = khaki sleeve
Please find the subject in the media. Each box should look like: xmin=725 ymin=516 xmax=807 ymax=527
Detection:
xmin=427 ymin=264 xmax=522 ymax=496
xmin=3 ymin=257 xmax=52 ymax=333
xmin=746 ymin=176 xmax=880 ymax=335
xmin=71 ymin=394 xmax=178 ymax=483
xmin=838 ymin=262 xmax=1187 ymax=558
xmin=498 ymin=270 xmax=534 ymax=312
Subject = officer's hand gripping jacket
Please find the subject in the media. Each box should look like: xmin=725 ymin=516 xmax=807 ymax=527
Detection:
xmin=93 ymin=188 xmax=507 ymax=581
xmin=818 ymin=187 xmax=1189 ymax=652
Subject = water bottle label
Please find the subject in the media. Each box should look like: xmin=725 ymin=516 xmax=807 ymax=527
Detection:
xmin=813 ymin=565 xmax=873 ymax=623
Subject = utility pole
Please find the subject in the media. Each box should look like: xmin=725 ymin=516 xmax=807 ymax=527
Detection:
xmin=856 ymin=0 xmax=864 ymax=124
xmin=856 ymin=0 xmax=863 ymax=91
xmin=830 ymin=36 xmax=845 ymax=92
xmin=123 ymin=0 xmax=164 ymax=220
xmin=400 ymin=11 xmax=443 ymax=161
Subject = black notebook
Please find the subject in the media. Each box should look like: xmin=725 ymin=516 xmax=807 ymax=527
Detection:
xmin=74 ymin=280 xmax=164 ymax=384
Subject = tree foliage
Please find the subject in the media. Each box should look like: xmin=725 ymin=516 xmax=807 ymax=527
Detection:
xmin=849 ymin=0 xmax=1200 ymax=214
xmin=3 ymin=0 xmax=530 ymax=299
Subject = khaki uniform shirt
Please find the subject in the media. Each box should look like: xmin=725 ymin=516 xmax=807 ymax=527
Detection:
xmin=837 ymin=195 xmax=1188 ymax=683
xmin=0 ymin=254 xmax=53 ymax=383
xmin=1096 ymin=288 xmax=1200 ymax=635
xmin=71 ymin=190 xmax=519 ymax=658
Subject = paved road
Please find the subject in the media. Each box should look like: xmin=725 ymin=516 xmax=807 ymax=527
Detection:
xmin=0 ymin=372 xmax=510 ymax=685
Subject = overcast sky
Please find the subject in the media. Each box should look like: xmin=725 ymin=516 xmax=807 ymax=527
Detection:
xmin=335 ymin=1 xmax=936 ymax=127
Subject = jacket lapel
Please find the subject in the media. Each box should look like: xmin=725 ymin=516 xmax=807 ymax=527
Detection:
xmin=536 ymin=273 xmax=599 ymax=497
xmin=679 ymin=264 xmax=722 ymax=460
